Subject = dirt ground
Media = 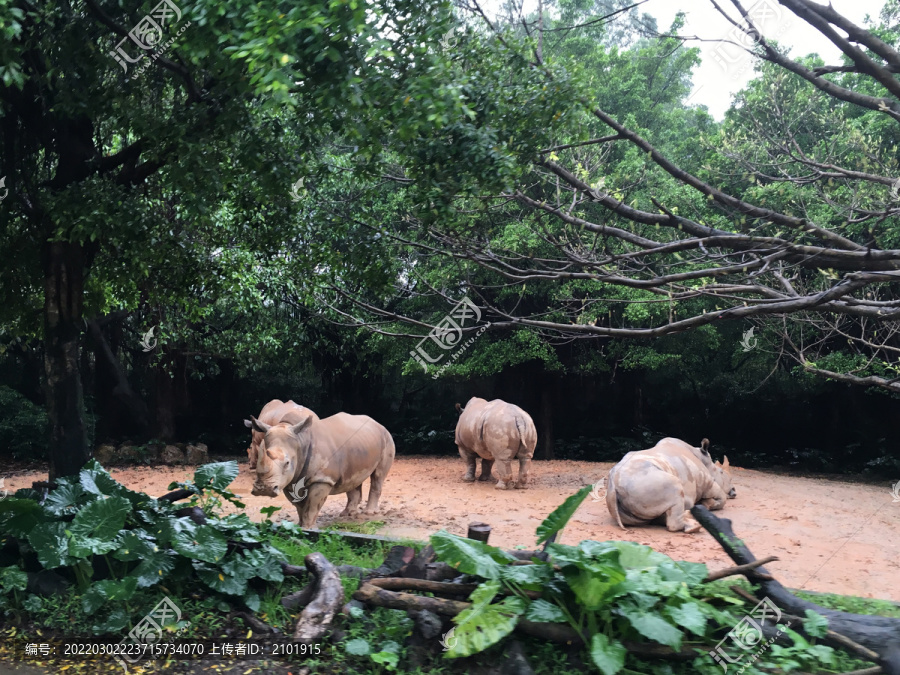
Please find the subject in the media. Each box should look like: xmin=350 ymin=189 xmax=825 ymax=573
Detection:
xmin=4 ymin=456 xmax=899 ymax=602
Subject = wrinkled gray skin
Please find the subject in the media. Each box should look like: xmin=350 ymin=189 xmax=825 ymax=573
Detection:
xmin=455 ymin=397 xmax=538 ymax=489
xmin=606 ymin=437 xmax=736 ymax=533
xmin=244 ymin=399 xmax=318 ymax=470
xmin=250 ymin=412 xmax=395 ymax=528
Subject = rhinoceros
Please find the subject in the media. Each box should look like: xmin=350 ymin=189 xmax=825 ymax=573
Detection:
xmin=249 ymin=412 xmax=395 ymax=528
xmin=244 ymin=399 xmax=319 ymax=470
xmin=605 ymin=437 xmax=735 ymax=533
xmin=455 ymin=397 xmax=538 ymax=489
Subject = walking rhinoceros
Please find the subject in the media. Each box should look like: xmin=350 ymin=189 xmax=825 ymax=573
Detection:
xmin=249 ymin=412 xmax=395 ymax=528
xmin=455 ymin=397 xmax=538 ymax=489
xmin=605 ymin=437 xmax=735 ymax=533
xmin=244 ymin=399 xmax=319 ymax=470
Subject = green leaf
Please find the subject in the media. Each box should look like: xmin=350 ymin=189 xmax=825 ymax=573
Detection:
xmin=69 ymin=495 xmax=131 ymax=548
xmin=171 ymin=525 xmax=228 ymax=563
xmin=523 ymin=598 xmax=567 ymax=623
xmin=345 ymin=638 xmax=371 ymax=656
xmin=500 ymin=563 xmax=551 ymax=590
xmin=194 ymin=461 xmax=239 ymax=491
xmin=132 ymin=550 xmax=178 ymax=588
xmin=445 ymin=580 xmax=527 ymax=658
xmin=195 ymin=563 xmax=248 ymax=596
xmin=0 ymin=566 xmax=28 ymax=593
xmin=244 ymin=590 xmax=261 ymax=612
xmin=27 ymin=522 xmax=73 ymax=569
xmin=430 ymin=530 xmax=514 ymax=580
xmin=0 ymin=498 xmax=45 ymax=537
xmin=803 ymin=610 xmax=828 ymax=638
xmin=619 ymin=605 xmax=682 ymax=649
xmin=536 ymin=486 xmax=591 ymax=545
xmin=665 ymin=601 xmax=707 ymax=636
xmin=92 ymin=607 xmax=130 ymax=634
xmin=82 ymin=578 xmax=138 ymax=615
xmin=589 ymin=633 xmax=626 ymax=675
xmin=43 ymin=483 xmax=86 ymax=516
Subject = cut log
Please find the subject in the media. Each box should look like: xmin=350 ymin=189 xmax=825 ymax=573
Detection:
xmin=293 ymin=552 xmax=344 ymax=641
xmin=692 ymin=504 xmax=900 ymax=667
xmin=354 ymin=581 xmax=471 ymax=616
xmin=467 ymin=522 xmax=492 ymax=543
xmin=367 ymin=577 xmax=541 ymax=600
xmin=366 ymin=545 xmax=416 ymax=579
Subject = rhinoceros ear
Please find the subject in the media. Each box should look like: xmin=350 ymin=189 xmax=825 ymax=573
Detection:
xmin=290 ymin=416 xmax=314 ymax=436
xmin=455 ymin=403 xmax=463 ymax=414
xmin=700 ymin=438 xmax=710 ymax=455
xmin=250 ymin=416 xmax=271 ymax=434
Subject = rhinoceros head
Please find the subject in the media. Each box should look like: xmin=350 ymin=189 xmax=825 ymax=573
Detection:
xmin=712 ymin=456 xmax=736 ymax=499
xmin=249 ymin=415 xmax=313 ymax=497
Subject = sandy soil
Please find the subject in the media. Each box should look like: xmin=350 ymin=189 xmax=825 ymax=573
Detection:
xmin=4 ymin=456 xmax=899 ymax=602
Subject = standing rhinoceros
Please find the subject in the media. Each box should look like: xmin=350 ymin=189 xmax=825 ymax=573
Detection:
xmin=244 ymin=399 xmax=319 ymax=470
xmin=455 ymin=397 xmax=538 ymax=489
xmin=249 ymin=412 xmax=395 ymax=528
xmin=605 ymin=437 xmax=735 ymax=533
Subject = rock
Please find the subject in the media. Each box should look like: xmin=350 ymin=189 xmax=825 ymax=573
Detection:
xmin=500 ymin=641 xmax=535 ymax=675
xmin=185 ymin=444 xmax=209 ymax=465
xmin=116 ymin=444 xmax=141 ymax=463
xmin=408 ymin=609 xmax=443 ymax=640
xmin=94 ymin=444 xmax=116 ymax=465
xmin=161 ymin=445 xmax=185 ymax=465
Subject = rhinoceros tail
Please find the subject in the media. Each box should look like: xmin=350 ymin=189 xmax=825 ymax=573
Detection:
xmin=513 ymin=413 xmax=537 ymax=456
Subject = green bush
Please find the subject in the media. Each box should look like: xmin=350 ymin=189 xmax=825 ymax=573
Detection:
xmin=0 ymin=385 xmax=48 ymax=459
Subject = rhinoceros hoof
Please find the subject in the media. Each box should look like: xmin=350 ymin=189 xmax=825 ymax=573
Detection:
xmin=462 ymin=475 xmax=476 ymax=483
xmin=683 ymin=522 xmax=702 ymax=534
xmin=477 ymin=474 xmax=494 ymax=482
xmin=514 ymin=482 xmax=527 ymax=489
xmin=494 ymin=481 xmax=510 ymax=490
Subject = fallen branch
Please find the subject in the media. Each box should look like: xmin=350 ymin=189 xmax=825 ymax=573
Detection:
xmin=235 ymin=610 xmax=280 ymax=635
xmin=294 ymin=552 xmax=344 ymax=640
xmin=367 ymin=577 xmax=541 ymax=599
xmin=704 ymin=556 xmax=778 ymax=583
xmin=692 ymin=505 xmax=900 ymax=664
xmin=157 ymin=488 xmax=196 ymax=502
xmin=354 ymin=583 xmax=697 ymax=660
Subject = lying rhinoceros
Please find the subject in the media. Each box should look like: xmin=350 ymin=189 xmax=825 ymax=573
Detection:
xmin=605 ymin=437 xmax=735 ymax=533
xmin=244 ymin=399 xmax=319 ymax=470
xmin=249 ymin=412 xmax=395 ymax=528
xmin=455 ymin=397 xmax=538 ymax=489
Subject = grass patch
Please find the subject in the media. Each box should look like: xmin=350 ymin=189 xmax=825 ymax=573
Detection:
xmin=325 ymin=520 xmax=387 ymax=535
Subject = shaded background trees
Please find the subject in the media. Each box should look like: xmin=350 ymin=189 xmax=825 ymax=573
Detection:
xmin=2 ymin=0 xmax=899 ymax=477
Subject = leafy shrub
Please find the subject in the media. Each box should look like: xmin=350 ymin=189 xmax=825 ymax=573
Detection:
xmin=0 ymin=460 xmax=286 ymax=633
xmin=0 ymin=385 xmax=48 ymax=459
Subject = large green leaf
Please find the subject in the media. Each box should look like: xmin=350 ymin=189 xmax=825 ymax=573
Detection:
xmin=27 ymin=522 xmax=73 ymax=569
xmin=194 ymin=461 xmax=239 ymax=491
xmin=536 ymin=486 xmax=591 ymax=545
xmin=195 ymin=563 xmax=249 ymax=596
xmin=500 ymin=563 xmax=551 ymax=590
xmin=430 ymin=530 xmax=514 ymax=580
xmin=523 ymin=598 xmax=567 ymax=623
xmin=0 ymin=566 xmax=28 ymax=593
xmin=132 ymin=550 xmax=179 ymax=588
xmin=239 ymin=549 xmax=285 ymax=583
xmin=43 ymin=483 xmax=87 ymax=516
xmin=171 ymin=525 xmax=228 ymax=563
xmin=589 ymin=633 xmax=627 ymax=675
xmin=67 ymin=495 xmax=131 ymax=557
xmin=82 ymin=578 xmax=138 ymax=615
xmin=665 ymin=601 xmax=707 ymax=637
xmin=445 ymin=580 xmax=527 ymax=658
xmin=619 ymin=605 xmax=682 ymax=649
xmin=111 ymin=530 xmax=158 ymax=562
xmin=0 ymin=498 xmax=45 ymax=537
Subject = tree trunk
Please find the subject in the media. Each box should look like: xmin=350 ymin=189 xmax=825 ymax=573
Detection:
xmin=154 ymin=357 xmax=176 ymax=441
xmin=42 ymin=241 xmax=90 ymax=479
xmin=535 ymin=384 xmax=555 ymax=460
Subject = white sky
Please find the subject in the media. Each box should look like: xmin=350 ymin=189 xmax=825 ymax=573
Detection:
xmin=644 ymin=0 xmax=888 ymax=118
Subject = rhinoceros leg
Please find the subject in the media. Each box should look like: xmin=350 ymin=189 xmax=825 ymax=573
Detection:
xmin=364 ymin=443 xmax=394 ymax=515
xmin=664 ymin=496 xmax=701 ymax=533
xmin=340 ymin=486 xmax=363 ymax=517
xmin=514 ymin=458 xmax=531 ymax=489
xmin=294 ymin=482 xmax=332 ymax=528
xmin=495 ymin=459 xmax=514 ymax=490
xmin=477 ymin=459 xmax=494 ymax=481
xmin=459 ymin=446 xmax=478 ymax=482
